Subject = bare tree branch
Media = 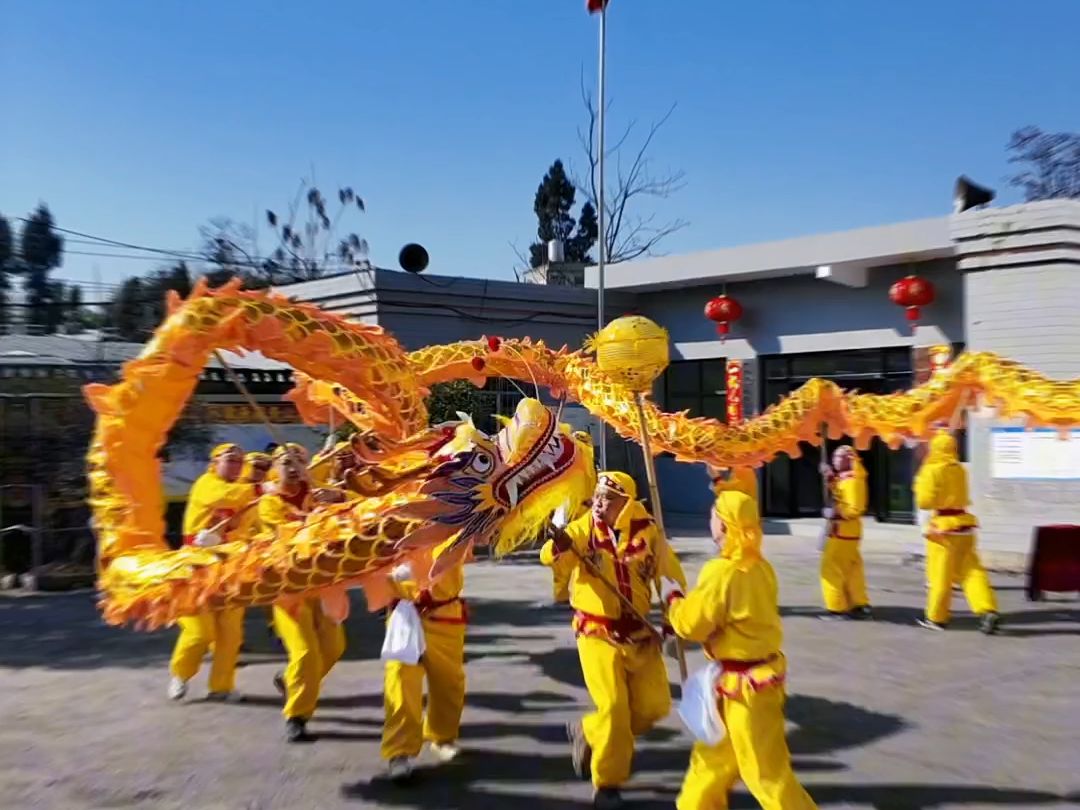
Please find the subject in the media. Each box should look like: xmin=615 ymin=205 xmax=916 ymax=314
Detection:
xmin=1006 ymin=126 xmax=1080 ymax=202
xmin=570 ymin=84 xmax=687 ymax=264
xmin=509 ymin=239 xmax=533 ymax=281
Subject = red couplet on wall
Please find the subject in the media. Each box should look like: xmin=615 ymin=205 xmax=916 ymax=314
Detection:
xmin=726 ymin=359 xmax=744 ymax=424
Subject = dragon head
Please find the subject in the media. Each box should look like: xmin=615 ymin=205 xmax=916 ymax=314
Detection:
xmin=394 ymin=397 xmax=593 ymax=576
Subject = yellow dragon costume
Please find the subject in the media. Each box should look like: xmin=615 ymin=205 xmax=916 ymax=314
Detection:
xmin=85 ymin=280 xmax=1080 ymax=626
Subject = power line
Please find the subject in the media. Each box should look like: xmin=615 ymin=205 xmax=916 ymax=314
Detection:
xmin=14 ymin=217 xmax=335 ymax=271
xmin=63 ymin=249 xmax=204 ymax=262
xmin=15 ymin=218 xmax=203 ymax=260
xmin=10 ymin=220 xmax=573 ymax=330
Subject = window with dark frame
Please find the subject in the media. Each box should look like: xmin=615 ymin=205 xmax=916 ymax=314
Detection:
xmin=758 ymin=347 xmax=928 ymax=524
xmin=660 ymin=359 xmax=728 ymax=422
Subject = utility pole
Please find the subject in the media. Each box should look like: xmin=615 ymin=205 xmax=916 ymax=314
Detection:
xmin=595 ymin=1 xmax=609 ymax=468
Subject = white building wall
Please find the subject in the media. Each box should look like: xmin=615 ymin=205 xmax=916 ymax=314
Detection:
xmin=955 ymin=200 xmax=1080 ymax=560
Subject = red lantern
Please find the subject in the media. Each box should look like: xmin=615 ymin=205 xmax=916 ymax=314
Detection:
xmin=704 ymin=294 xmax=743 ymax=342
xmin=889 ymin=274 xmax=935 ymax=329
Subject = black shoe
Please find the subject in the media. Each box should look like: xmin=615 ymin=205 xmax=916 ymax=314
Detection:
xmin=273 ymin=671 xmax=286 ymax=697
xmin=285 ymin=718 xmax=313 ymax=743
xmin=917 ymin=617 xmax=947 ymax=631
xmin=979 ymin=612 xmax=1001 ymax=635
xmin=593 ymin=787 xmax=623 ymax=809
xmin=566 ymin=721 xmax=591 ymax=781
xmin=851 ymin=605 xmax=873 ymax=620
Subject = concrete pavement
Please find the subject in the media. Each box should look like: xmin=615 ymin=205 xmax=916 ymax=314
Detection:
xmin=0 ymin=533 xmax=1076 ymax=809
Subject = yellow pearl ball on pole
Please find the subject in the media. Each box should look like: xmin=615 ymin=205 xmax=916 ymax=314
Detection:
xmin=592 ymin=315 xmax=671 ymax=393
xmin=589 ymin=314 xmax=687 ymax=681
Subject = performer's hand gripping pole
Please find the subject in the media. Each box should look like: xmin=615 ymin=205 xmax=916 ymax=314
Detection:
xmin=561 ymin=539 xmax=664 ymax=646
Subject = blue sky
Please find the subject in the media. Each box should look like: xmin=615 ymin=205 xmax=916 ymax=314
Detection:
xmin=3 ymin=0 xmax=1078 ymax=291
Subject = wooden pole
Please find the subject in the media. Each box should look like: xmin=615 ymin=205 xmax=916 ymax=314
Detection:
xmin=633 ymin=393 xmax=689 ymax=682
xmin=213 ymin=350 xmax=286 ymax=448
xmin=820 ymin=421 xmax=830 ymax=505
xmin=819 ymin=421 xmax=833 ymax=548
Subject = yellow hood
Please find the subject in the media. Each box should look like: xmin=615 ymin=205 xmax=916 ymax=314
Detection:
xmin=710 ymin=466 xmax=758 ymax=500
xmin=926 ymin=431 xmax=958 ymax=465
xmin=597 ymin=470 xmax=637 ymax=501
xmin=715 ymin=490 xmax=762 ymax=570
xmin=207 ymin=443 xmax=241 ymax=472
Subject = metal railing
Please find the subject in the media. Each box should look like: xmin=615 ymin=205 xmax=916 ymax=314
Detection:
xmin=0 ymin=484 xmax=96 ymax=588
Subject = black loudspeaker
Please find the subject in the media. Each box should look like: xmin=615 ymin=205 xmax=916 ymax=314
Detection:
xmin=399 ymin=243 xmax=429 ymax=274
xmin=953 ymin=176 xmax=995 ymax=213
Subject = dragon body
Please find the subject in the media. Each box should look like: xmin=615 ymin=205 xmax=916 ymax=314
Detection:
xmin=86 ymin=281 xmax=1080 ymax=628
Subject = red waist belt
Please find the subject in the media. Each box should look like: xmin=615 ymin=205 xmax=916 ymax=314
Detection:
xmin=937 ymin=509 xmax=968 ymax=516
xmin=409 ymin=593 xmax=468 ymax=625
xmin=717 ymin=654 xmax=777 ymax=673
xmin=574 ymin=610 xmax=649 ymax=642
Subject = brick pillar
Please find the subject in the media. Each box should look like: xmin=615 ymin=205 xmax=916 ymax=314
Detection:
xmin=952 ymin=199 xmax=1080 ymax=565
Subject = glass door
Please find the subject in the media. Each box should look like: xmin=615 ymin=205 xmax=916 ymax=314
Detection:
xmin=761 ymin=347 xmax=914 ymax=524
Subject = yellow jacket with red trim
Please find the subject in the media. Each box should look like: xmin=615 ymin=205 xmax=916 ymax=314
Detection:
xmin=257 ymin=485 xmax=313 ymax=530
xmin=668 ymin=489 xmax=785 ymax=696
xmin=668 ymin=556 xmax=782 ymax=663
xmin=915 ymin=432 xmax=978 ymax=535
xmin=540 ymin=500 xmax=686 ymax=641
xmin=829 ymin=465 xmax=867 ymax=540
xmin=182 ymin=472 xmax=256 ymax=544
xmin=390 ymin=544 xmax=467 ymax=624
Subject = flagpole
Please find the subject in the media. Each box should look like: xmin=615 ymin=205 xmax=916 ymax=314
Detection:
xmin=596 ymin=0 xmax=609 ymax=469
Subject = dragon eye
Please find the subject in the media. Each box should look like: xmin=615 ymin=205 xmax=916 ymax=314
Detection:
xmin=469 ymin=451 xmax=494 ymax=474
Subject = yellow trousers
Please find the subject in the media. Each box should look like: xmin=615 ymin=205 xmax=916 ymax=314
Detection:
xmin=169 ymin=607 xmax=245 ymax=693
xmin=381 ymin=620 xmax=466 ymax=760
xmin=819 ymin=537 xmax=869 ymax=613
xmin=273 ymin=600 xmax=346 ymax=720
xmin=578 ymin=635 xmax=671 ymax=789
xmin=926 ymin=534 xmax=998 ymax=624
xmin=677 ymin=685 xmax=817 ymax=810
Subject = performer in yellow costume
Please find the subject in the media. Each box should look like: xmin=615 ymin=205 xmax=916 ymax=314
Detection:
xmin=663 ymin=490 xmax=817 ymax=810
xmin=240 ymin=450 xmax=275 ymax=640
xmin=381 ymin=542 xmax=469 ymax=782
xmin=308 ymin=433 xmax=427 ymax=499
xmin=308 ymin=440 xmax=354 ymax=489
xmin=542 ymin=471 xmax=686 ymax=810
xmin=167 ymin=443 xmax=254 ymax=701
xmin=261 ymin=451 xmax=348 ymax=742
xmin=707 ymin=464 xmax=758 ymax=501
xmin=243 ymin=451 xmax=272 ymax=494
xmin=915 ymin=431 xmax=1000 ymax=634
xmin=819 ymin=446 xmax=872 ymax=619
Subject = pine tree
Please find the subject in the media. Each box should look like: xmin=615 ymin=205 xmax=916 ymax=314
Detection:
xmin=528 ymin=160 xmax=597 ymax=268
xmin=18 ymin=205 xmax=65 ymax=334
xmin=105 ymin=262 xmax=195 ymax=341
xmin=111 ymin=277 xmax=146 ymax=341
